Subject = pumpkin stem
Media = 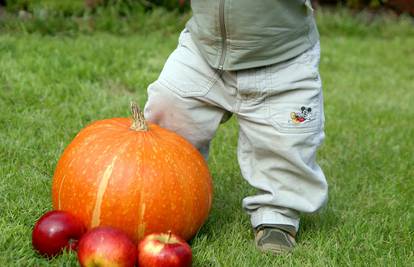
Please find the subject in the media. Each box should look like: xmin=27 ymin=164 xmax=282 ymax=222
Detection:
xmin=130 ymin=102 xmax=148 ymax=131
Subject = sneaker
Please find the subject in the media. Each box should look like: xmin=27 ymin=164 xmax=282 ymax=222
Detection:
xmin=254 ymin=224 xmax=296 ymax=254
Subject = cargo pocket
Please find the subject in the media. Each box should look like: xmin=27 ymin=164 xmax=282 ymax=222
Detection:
xmin=264 ymin=39 xmax=322 ymax=134
xmin=158 ymin=28 xmax=219 ymax=98
xmin=265 ymin=73 xmax=324 ymax=133
xmin=268 ymin=100 xmax=322 ymax=133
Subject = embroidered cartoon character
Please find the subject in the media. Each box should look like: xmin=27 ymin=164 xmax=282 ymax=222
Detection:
xmin=290 ymin=106 xmax=313 ymax=124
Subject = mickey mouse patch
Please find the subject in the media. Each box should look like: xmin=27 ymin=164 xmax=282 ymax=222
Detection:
xmin=289 ymin=106 xmax=313 ymax=124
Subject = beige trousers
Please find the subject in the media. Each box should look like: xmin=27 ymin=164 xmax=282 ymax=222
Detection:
xmin=144 ymin=29 xmax=328 ymax=232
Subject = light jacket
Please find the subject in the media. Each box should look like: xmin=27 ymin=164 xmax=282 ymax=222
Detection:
xmin=186 ymin=0 xmax=319 ymax=71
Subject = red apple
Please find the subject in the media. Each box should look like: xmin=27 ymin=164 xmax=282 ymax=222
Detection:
xmin=77 ymin=227 xmax=136 ymax=267
xmin=32 ymin=210 xmax=86 ymax=258
xmin=138 ymin=231 xmax=192 ymax=267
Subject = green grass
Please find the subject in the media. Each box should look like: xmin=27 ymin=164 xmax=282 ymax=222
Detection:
xmin=1 ymin=9 xmax=414 ymax=266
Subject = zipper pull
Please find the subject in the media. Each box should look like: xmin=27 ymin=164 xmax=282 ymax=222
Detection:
xmin=305 ymin=0 xmax=314 ymax=12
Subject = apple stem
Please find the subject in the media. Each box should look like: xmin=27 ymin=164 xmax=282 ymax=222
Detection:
xmin=68 ymin=239 xmax=79 ymax=251
xmin=167 ymin=230 xmax=172 ymax=243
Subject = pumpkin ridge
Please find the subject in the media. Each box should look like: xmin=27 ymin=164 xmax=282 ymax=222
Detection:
xmin=91 ymin=155 xmax=118 ymax=227
xmin=137 ymin=199 xmax=147 ymax=240
xmin=150 ymin=130 xmax=201 ymax=238
xmin=140 ymin=130 xmax=180 ymax=236
xmin=89 ymin=134 xmax=132 ymax=228
xmin=135 ymin=131 xmax=147 ymax=240
xmin=57 ymin=174 xmax=67 ymax=209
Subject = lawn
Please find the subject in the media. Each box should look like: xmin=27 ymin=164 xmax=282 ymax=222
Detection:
xmin=1 ymin=9 xmax=413 ymax=266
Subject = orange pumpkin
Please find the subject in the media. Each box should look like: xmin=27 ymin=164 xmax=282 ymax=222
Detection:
xmin=51 ymin=103 xmax=213 ymax=243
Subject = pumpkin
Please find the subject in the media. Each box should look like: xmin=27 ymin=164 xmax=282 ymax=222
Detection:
xmin=51 ymin=103 xmax=213 ymax=243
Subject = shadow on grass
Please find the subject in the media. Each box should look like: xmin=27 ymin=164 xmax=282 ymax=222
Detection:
xmin=299 ymin=204 xmax=340 ymax=243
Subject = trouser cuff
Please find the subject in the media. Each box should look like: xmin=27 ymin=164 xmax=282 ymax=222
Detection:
xmin=250 ymin=208 xmax=300 ymax=233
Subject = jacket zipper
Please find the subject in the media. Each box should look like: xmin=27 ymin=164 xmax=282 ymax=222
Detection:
xmin=218 ymin=0 xmax=227 ymax=70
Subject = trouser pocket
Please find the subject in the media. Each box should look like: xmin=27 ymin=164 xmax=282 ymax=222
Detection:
xmin=158 ymin=28 xmax=219 ymax=97
xmin=265 ymin=41 xmax=323 ymax=134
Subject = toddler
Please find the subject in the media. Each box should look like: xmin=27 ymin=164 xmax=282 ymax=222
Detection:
xmin=144 ymin=0 xmax=328 ymax=253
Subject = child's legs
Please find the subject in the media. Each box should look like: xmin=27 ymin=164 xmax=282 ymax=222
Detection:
xmin=145 ymin=27 xmax=328 ymax=234
xmin=144 ymin=29 xmax=229 ymax=159
xmin=235 ymin=42 xmax=328 ymax=233
xmin=238 ymin=108 xmax=327 ymax=232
